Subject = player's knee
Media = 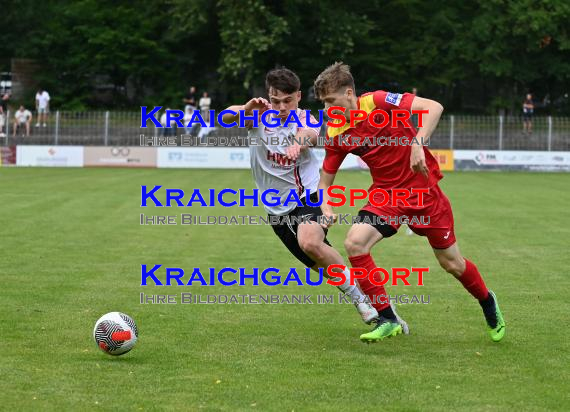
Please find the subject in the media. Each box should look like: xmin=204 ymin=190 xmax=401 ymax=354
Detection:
xmin=344 ymin=234 xmax=368 ymax=256
xmin=439 ymin=256 xmax=465 ymax=276
xmin=298 ymin=236 xmax=324 ymax=260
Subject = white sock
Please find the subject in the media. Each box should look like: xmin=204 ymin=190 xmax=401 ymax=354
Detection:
xmin=333 ymin=269 xmax=365 ymax=302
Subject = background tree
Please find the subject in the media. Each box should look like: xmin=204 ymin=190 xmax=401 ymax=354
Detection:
xmin=1 ymin=0 xmax=568 ymax=113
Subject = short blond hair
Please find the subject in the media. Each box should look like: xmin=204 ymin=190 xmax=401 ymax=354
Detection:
xmin=313 ymin=62 xmax=355 ymax=100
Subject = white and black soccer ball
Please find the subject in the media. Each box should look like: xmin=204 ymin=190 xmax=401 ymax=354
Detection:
xmin=93 ymin=312 xmax=138 ymax=356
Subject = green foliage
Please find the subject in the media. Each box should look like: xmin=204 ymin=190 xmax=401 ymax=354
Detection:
xmin=217 ymin=0 xmax=289 ymax=89
xmin=1 ymin=0 xmax=569 ymax=111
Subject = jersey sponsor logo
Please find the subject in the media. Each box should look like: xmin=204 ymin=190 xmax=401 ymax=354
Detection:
xmin=266 ymin=150 xmax=294 ymax=167
xmin=385 ymin=93 xmax=403 ymax=106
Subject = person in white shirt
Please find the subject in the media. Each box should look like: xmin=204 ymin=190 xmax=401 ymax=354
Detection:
xmin=13 ymin=105 xmax=32 ymax=137
xmin=35 ymin=88 xmax=50 ymax=127
xmin=183 ymin=105 xmax=198 ymax=136
xmin=199 ymin=92 xmax=211 ymax=122
xmin=160 ymin=108 xmax=176 ymax=137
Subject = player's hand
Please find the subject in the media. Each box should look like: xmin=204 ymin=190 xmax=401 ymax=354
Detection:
xmin=410 ymin=144 xmax=428 ymax=177
xmin=242 ymin=98 xmax=270 ymax=129
xmin=320 ymin=210 xmax=337 ymax=229
xmin=285 ymin=143 xmax=307 ymax=162
xmin=243 ymin=97 xmax=271 ymax=116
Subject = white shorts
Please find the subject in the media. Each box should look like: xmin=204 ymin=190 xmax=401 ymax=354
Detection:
xmin=38 ymin=107 xmax=48 ymax=114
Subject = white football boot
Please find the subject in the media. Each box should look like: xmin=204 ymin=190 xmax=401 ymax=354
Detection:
xmin=355 ymin=301 xmax=379 ymax=324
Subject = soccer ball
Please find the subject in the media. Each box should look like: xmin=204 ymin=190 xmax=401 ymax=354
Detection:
xmin=93 ymin=312 xmax=138 ymax=356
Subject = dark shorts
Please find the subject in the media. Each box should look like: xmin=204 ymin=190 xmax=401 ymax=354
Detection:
xmin=270 ymin=191 xmax=330 ymax=267
xmin=523 ymin=112 xmax=533 ymax=121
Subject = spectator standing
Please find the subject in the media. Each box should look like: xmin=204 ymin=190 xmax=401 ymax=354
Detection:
xmin=1 ymin=92 xmax=9 ymax=113
xmin=0 ymin=93 xmax=10 ymax=136
xmin=13 ymin=105 xmax=32 ymax=137
xmin=0 ymin=106 xmax=4 ymax=138
xmin=0 ymin=94 xmax=7 ymax=137
xmin=160 ymin=108 xmax=176 ymax=137
xmin=199 ymin=91 xmax=211 ymax=122
xmin=35 ymin=88 xmax=50 ymax=127
xmin=522 ymin=93 xmax=534 ymax=134
xmin=184 ymin=106 xmax=200 ymax=136
xmin=183 ymin=86 xmax=196 ymax=112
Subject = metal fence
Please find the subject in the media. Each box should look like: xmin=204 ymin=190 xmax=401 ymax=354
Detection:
xmin=2 ymin=110 xmax=570 ymax=151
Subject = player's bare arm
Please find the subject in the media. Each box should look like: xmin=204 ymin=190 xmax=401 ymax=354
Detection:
xmin=318 ymin=170 xmax=337 ymax=228
xmin=285 ymin=127 xmax=318 ymax=161
xmin=410 ymin=96 xmax=444 ymax=176
xmin=221 ymin=97 xmax=271 ymax=128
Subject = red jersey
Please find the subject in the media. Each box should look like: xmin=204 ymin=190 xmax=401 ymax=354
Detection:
xmin=322 ymin=90 xmax=442 ymax=204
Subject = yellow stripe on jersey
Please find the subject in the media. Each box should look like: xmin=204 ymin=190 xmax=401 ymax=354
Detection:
xmin=327 ymin=94 xmax=376 ymax=138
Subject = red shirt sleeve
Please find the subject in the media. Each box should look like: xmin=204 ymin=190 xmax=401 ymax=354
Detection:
xmin=372 ymin=90 xmax=414 ymax=112
xmin=322 ymin=138 xmax=347 ymax=174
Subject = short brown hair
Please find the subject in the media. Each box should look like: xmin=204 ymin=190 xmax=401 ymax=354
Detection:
xmin=265 ymin=67 xmax=301 ymax=94
xmin=313 ymin=62 xmax=355 ymax=99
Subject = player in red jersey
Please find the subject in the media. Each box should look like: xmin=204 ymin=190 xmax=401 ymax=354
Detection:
xmin=313 ymin=62 xmax=505 ymax=343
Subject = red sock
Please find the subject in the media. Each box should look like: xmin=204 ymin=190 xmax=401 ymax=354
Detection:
xmin=458 ymin=259 xmax=489 ymax=300
xmin=348 ymin=254 xmax=390 ymax=311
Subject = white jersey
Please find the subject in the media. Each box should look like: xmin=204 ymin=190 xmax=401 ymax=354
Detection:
xmin=249 ymin=108 xmax=321 ymax=216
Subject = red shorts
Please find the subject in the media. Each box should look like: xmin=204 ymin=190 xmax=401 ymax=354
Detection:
xmin=361 ymin=184 xmax=456 ymax=249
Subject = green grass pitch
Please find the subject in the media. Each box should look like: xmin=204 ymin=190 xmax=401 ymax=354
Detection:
xmin=1 ymin=167 xmax=569 ymax=411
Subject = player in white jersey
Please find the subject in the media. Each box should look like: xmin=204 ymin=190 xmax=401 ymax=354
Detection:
xmin=221 ymin=68 xmax=380 ymax=325
xmin=247 ymin=106 xmax=320 ymax=216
